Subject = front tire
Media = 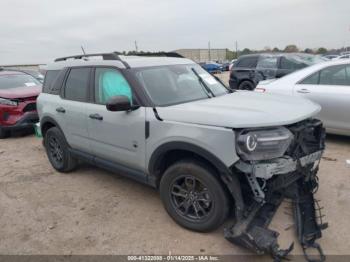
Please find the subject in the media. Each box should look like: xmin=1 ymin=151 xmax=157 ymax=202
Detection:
xmin=0 ymin=127 xmax=10 ymax=139
xmin=44 ymin=127 xmax=77 ymax=172
xmin=160 ymin=160 xmax=229 ymax=232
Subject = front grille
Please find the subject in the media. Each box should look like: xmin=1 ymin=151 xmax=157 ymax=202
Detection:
xmin=285 ymin=119 xmax=326 ymax=159
xmin=23 ymin=103 xmax=37 ymax=112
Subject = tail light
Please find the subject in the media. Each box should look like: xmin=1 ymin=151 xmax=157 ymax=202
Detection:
xmin=255 ymin=87 xmax=266 ymax=93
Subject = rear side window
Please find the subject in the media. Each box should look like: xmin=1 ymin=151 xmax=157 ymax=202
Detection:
xmin=300 ymin=72 xmax=320 ymax=85
xmin=319 ymin=65 xmax=348 ymax=86
xmin=43 ymin=70 xmax=60 ymax=93
xmin=299 ymin=64 xmax=350 ymax=85
xmin=257 ymin=56 xmax=278 ymax=69
xmin=236 ymin=57 xmax=258 ymax=68
xmin=64 ymin=68 xmax=91 ymax=102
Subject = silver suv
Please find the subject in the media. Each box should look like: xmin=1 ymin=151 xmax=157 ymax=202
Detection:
xmin=38 ymin=53 xmax=327 ymax=260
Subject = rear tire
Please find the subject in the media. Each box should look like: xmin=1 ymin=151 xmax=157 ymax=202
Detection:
xmin=44 ymin=127 xmax=77 ymax=172
xmin=0 ymin=127 xmax=10 ymax=139
xmin=160 ymin=159 xmax=229 ymax=232
xmin=238 ymin=80 xmax=255 ymax=90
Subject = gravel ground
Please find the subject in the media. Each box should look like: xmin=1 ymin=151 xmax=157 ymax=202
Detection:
xmin=0 ymin=72 xmax=349 ymax=257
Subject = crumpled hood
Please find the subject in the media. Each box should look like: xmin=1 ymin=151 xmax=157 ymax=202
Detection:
xmin=156 ymin=91 xmax=321 ymax=128
xmin=0 ymin=86 xmax=42 ymax=99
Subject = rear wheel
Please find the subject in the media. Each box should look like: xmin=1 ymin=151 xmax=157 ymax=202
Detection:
xmin=160 ymin=160 xmax=229 ymax=232
xmin=0 ymin=127 xmax=10 ymax=139
xmin=44 ymin=127 xmax=77 ymax=172
xmin=238 ymin=80 xmax=255 ymax=90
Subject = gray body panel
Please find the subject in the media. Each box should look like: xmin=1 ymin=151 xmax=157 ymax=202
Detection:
xmin=37 ymin=94 xmax=91 ymax=153
xmin=145 ymin=108 xmax=239 ymax=170
xmin=87 ymin=104 xmax=146 ymax=171
xmin=156 ymin=92 xmax=320 ymax=128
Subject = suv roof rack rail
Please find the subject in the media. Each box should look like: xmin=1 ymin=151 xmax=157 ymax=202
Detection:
xmin=131 ymin=52 xmax=184 ymax=58
xmin=54 ymin=52 xmax=130 ymax=69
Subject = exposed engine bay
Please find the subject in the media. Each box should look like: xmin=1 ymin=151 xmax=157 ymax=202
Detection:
xmin=225 ymin=119 xmax=328 ymax=262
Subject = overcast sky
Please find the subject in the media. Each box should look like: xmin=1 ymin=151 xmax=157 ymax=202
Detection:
xmin=0 ymin=0 xmax=349 ymax=64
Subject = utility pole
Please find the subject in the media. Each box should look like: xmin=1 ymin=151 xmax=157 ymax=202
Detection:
xmin=134 ymin=41 xmax=138 ymax=53
xmin=235 ymin=41 xmax=238 ymax=59
xmin=208 ymin=41 xmax=211 ymax=61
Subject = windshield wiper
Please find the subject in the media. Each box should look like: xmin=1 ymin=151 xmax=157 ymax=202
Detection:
xmin=212 ymin=74 xmax=234 ymax=93
xmin=191 ymin=68 xmax=215 ymax=98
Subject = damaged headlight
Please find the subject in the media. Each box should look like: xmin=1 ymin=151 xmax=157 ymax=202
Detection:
xmin=0 ymin=98 xmax=18 ymax=106
xmin=236 ymin=127 xmax=293 ymax=161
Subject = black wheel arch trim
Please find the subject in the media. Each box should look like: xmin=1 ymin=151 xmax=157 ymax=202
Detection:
xmin=40 ymin=116 xmax=66 ymax=139
xmin=149 ymin=141 xmax=229 ymax=176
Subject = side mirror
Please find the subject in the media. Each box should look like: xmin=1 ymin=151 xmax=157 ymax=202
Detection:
xmin=106 ymin=96 xmax=138 ymax=112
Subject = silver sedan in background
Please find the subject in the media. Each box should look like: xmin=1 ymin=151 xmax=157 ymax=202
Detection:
xmin=256 ymin=59 xmax=350 ymax=136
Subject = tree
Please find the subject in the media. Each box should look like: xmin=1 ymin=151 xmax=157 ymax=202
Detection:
xmin=284 ymin=45 xmax=299 ymax=53
xmin=304 ymin=48 xmax=314 ymax=54
xmin=317 ymin=47 xmax=327 ymax=54
xmin=241 ymin=48 xmax=252 ymax=55
xmin=272 ymin=47 xmax=280 ymax=52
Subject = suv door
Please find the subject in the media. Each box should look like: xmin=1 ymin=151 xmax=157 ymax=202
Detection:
xmin=256 ymin=55 xmax=278 ymax=80
xmin=59 ymin=67 xmax=92 ymax=153
xmin=294 ymin=64 xmax=350 ymax=132
xmin=87 ymin=67 xmax=146 ymax=173
xmin=277 ymin=56 xmax=306 ymax=78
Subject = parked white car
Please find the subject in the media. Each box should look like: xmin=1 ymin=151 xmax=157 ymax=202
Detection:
xmin=256 ymin=59 xmax=350 ymax=136
xmin=335 ymin=54 xmax=350 ymax=60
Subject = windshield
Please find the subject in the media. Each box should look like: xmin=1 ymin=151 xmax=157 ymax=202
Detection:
xmin=132 ymin=64 xmax=229 ymax=106
xmin=24 ymin=70 xmax=45 ymax=81
xmin=0 ymin=74 xmax=41 ymax=90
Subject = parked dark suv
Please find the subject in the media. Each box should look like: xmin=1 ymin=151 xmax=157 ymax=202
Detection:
xmin=229 ymin=53 xmax=326 ymax=90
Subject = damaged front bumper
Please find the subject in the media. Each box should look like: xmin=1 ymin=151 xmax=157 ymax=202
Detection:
xmin=224 ymin=120 xmax=327 ymax=262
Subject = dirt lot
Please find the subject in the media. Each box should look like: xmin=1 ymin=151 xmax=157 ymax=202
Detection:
xmin=0 ymin=73 xmax=350 ymax=257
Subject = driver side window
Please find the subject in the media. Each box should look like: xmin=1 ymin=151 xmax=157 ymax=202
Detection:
xmin=94 ymin=68 xmax=133 ymax=104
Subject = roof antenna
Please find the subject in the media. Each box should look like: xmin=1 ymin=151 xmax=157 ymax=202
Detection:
xmin=81 ymin=46 xmax=89 ymax=61
xmin=81 ymin=46 xmax=86 ymax=55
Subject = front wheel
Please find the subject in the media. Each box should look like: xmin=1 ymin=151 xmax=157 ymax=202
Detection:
xmin=160 ymin=160 xmax=229 ymax=232
xmin=0 ymin=127 xmax=10 ymax=139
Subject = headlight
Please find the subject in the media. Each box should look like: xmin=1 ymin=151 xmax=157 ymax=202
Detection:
xmin=236 ymin=127 xmax=293 ymax=161
xmin=0 ymin=98 xmax=18 ymax=106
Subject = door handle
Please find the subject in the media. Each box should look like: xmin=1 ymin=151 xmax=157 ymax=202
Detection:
xmin=89 ymin=113 xmax=103 ymax=121
xmin=56 ymin=107 xmax=66 ymax=113
xmin=297 ymin=88 xmax=311 ymax=94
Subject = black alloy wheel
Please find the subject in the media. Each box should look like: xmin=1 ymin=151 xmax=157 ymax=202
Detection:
xmin=47 ymin=135 xmax=64 ymax=167
xmin=170 ymin=175 xmax=213 ymax=221
xmin=160 ymin=160 xmax=230 ymax=232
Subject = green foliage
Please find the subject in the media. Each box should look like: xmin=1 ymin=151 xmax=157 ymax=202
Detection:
xmin=240 ymin=48 xmax=252 ymax=55
xmin=284 ymin=45 xmax=299 ymax=53
xmin=317 ymin=47 xmax=327 ymax=54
